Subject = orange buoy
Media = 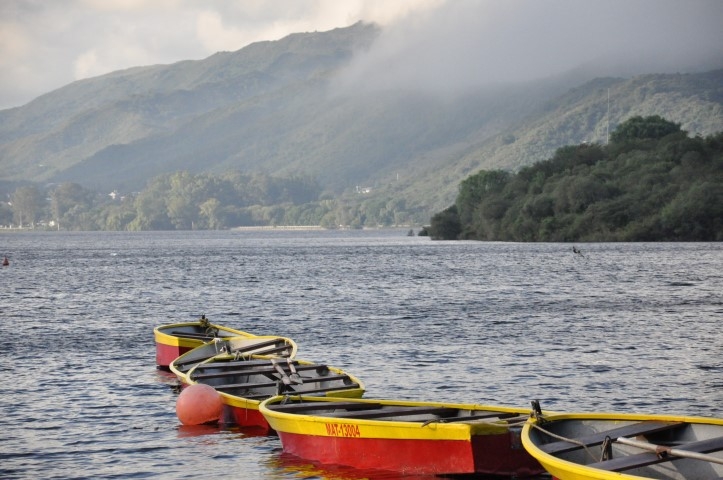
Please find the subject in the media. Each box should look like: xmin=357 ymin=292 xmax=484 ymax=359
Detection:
xmin=175 ymin=383 xmax=223 ymax=426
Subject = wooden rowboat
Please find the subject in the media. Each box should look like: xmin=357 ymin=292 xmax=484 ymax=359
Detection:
xmin=154 ymin=315 xmax=254 ymax=369
xmin=522 ymin=402 xmax=723 ymax=480
xmin=184 ymin=354 xmax=365 ymax=432
xmin=259 ymin=395 xmax=545 ymax=476
xmin=169 ymin=335 xmax=298 ymax=383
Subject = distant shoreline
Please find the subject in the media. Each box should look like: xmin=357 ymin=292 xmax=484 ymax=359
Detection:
xmin=231 ymin=226 xmax=326 ymax=231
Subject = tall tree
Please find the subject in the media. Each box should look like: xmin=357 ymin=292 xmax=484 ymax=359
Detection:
xmin=12 ymin=185 xmax=41 ymax=227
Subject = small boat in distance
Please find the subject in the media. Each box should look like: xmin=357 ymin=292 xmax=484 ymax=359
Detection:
xmin=259 ymin=395 xmax=545 ymax=476
xmin=169 ymin=335 xmax=297 ymax=383
xmin=154 ymin=315 xmax=255 ymax=369
xmin=522 ymin=401 xmax=723 ymax=480
xmin=184 ymin=354 xmax=365 ymax=432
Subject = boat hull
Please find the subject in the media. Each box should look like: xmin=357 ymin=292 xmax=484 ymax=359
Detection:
xmin=261 ymin=396 xmax=543 ymax=476
xmin=219 ymin=389 xmax=368 ymax=433
xmin=186 ymin=357 xmax=365 ymax=432
xmin=154 ymin=321 xmax=254 ymax=369
xmin=522 ymin=412 xmax=723 ymax=480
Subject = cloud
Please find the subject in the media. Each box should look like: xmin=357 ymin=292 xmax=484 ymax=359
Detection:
xmin=0 ymin=0 xmax=432 ymax=110
xmin=0 ymin=0 xmax=721 ymax=110
xmin=333 ymin=0 xmax=723 ymax=95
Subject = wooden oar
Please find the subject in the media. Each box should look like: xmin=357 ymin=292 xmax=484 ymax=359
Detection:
xmin=286 ymin=358 xmax=302 ymax=383
xmin=271 ymin=359 xmax=291 ymax=385
xmin=616 ymin=437 xmax=723 ymax=466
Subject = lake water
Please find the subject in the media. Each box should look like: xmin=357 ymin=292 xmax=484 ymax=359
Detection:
xmin=1 ymin=230 xmax=721 ymax=479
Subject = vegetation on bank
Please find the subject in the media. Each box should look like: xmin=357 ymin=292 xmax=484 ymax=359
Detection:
xmin=429 ymin=116 xmax=723 ymax=241
xmin=1 ymin=170 xmax=422 ymax=231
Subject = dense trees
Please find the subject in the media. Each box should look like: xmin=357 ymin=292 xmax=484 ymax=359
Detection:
xmin=431 ymin=116 xmax=723 ymax=241
xmin=1 ymin=170 xmax=419 ymax=230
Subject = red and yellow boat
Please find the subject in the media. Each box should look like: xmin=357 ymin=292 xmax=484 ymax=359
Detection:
xmin=259 ymin=395 xmax=544 ymax=476
xmin=184 ymin=354 xmax=365 ymax=433
xmin=154 ymin=315 xmax=254 ymax=369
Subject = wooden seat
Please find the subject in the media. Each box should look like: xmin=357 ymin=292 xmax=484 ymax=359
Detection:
xmin=214 ymin=380 xmax=279 ymax=391
xmin=281 ymin=383 xmax=361 ymax=396
xmin=588 ymin=435 xmax=723 ymax=472
xmin=170 ymin=331 xmax=216 ymax=340
xmin=267 ymin=401 xmax=384 ymax=413
xmin=324 ymin=405 xmax=456 ymax=420
xmin=540 ymin=421 xmax=684 ymax=455
xmin=195 ymin=359 xmax=287 ymax=369
xmin=212 ymin=375 xmax=354 ymax=392
xmin=445 ymin=412 xmax=525 ymax=423
xmin=192 ymin=363 xmax=321 ymax=379
xmin=173 ymin=345 xmax=291 ymax=369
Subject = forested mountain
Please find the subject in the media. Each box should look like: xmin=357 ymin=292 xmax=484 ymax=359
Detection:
xmin=1 ymin=22 xmax=722 ymax=230
xmin=429 ymin=116 xmax=723 ymax=242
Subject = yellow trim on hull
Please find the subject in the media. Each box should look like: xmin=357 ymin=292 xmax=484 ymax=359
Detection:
xmin=522 ymin=412 xmax=723 ymax=480
xmin=261 ymin=396 xmax=530 ymax=441
xmin=153 ymin=322 xmax=254 ymax=348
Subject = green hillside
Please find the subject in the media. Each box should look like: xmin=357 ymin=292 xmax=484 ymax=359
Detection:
xmin=1 ymin=22 xmax=722 ymax=229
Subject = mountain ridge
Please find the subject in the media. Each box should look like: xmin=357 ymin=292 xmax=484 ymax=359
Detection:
xmin=1 ymin=22 xmax=721 ymax=221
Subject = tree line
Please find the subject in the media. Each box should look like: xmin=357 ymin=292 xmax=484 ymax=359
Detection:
xmin=1 ymin=170 xmax=422 ymax=231
xmin=429 ymin=116 xmax=723 ymax=241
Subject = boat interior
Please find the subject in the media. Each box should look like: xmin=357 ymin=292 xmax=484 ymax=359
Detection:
xmin=172 ymin=338 xmax=295 ymax=372
xmin=189 ymin=359 xmax=361 ymax=399
xmin=531 ymin=419 xmax=723 ymax=479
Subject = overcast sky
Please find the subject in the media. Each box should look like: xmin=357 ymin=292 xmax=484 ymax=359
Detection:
xmin=1 ymin=0 xmax=722 ymax=110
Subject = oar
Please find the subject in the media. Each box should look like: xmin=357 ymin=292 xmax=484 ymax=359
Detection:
xmin=616 ymin=437 xmax=723 ymax=466
xmin=271 ymin=359 xmax=291 ymax=385
xmin=287 ymin=358 xmax=302 ymax=384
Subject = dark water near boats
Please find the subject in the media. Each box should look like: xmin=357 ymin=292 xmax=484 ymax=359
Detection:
xmin=1 ymin=230 xmax=721 ymax=479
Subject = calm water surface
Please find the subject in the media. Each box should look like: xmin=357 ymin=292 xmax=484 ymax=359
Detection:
xmin=1 ymin=230 xmax=721 ymax=479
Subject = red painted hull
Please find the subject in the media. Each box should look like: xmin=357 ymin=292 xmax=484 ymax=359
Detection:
xmin=156 ymin=343 xmax=193 ymax=369
xmin=277 ymin=430 xmax=542 ymax=476
xmin=222 ymin=405 xmax=272 ymax=433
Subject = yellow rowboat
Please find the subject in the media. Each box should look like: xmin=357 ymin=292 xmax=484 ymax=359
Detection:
xmin=184 ymin=354 xmax=365 ymax=433
xmin=259 ymin=395 xmax=545 ymax=476
xmin=154 ymin=315 xmax=254 ymax=369
xmin=522 ymin=402 xmax=723 ymax=480
xmin=169 ymin=335 xmax=297 ymax=383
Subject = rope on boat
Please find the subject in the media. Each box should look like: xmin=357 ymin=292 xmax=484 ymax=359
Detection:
xmin=527 ymin=400 xmax=603 ymax=462
xmin=530 ymin=422 xmax=603 ymax=462
xmin=198 ymin=314 xmax=219 ymax=337
xmin=233 ymin=350 xmax=252 ymax=361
